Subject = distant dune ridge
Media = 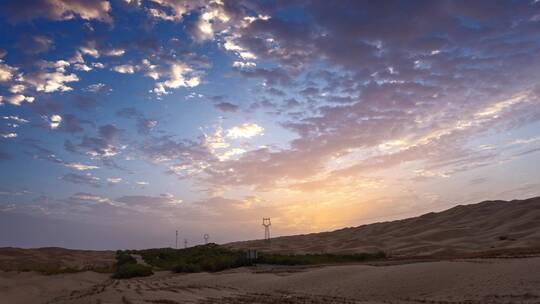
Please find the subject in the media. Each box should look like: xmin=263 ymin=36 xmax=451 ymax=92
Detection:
xmin=228 ymin=196 xmax=540 ymax=257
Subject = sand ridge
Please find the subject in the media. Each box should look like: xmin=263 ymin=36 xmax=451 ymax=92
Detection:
xmin=228 ymin=196 xmax=540 ymax=257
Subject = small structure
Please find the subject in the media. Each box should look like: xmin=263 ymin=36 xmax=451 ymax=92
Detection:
xmin=246 ymin=249 xmax=258 ymax=260
xmin=203 ymin=233 xmax=209 ymax=244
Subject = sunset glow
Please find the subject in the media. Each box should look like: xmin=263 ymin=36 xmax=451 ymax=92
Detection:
xmin=1 ymin=0 xmax=539 ymax=249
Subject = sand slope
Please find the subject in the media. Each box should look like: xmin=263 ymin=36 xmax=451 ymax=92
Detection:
xmin=0 ymin=247 xmax=114 ymax=272
xmin=228 ymin=196 xmax=540 ymax=256
xmin=2 ymin=257 xmax=540 ymax=303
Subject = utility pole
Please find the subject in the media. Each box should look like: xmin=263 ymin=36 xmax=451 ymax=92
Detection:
xmin=262 ymin=218 xmax=271 ymax=243
xmin=175 ymin=230 xmax=178 ymax=249
xmin=203 ymin=233 xmax=209 ymax=244
xmin=184 ymin=238 xmax=188 ymax=249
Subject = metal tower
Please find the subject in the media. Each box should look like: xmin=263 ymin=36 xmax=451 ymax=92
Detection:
xmin=184 ymin=238 xmax=188 ymax=249
xmin=175 ymin=230 xmax=178 ymax=249
xmin=262 ymin=218 xmax=271 ymax=242
xmin=203 ymin=233 xmax=209 ymax=244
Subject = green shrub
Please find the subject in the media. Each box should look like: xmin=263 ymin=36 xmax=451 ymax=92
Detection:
xmin=113 ymin=263 xmax=153 ymax=279
xmin=123 ymin=244 xmax=385 ymax=275
xmin=172 ymin=262 xmax=201 ymax=273
xmin=116 ymin=252 xmax=137 ymax=266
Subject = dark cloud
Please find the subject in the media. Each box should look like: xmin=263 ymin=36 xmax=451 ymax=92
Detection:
xmin=59 ymin=114 xmax=94 ymax=133
xmin=66 ymin=124 xmax=123 ymax=161
xmin=0 ymin=0 xmax=112 ymax=23
xmin=16 ymin=35 xmax=53 ymax=55
xmin=116 ymin=107 xmax=157 ymax=135
xmin=214 ymin=102 xmax=239 ymax=112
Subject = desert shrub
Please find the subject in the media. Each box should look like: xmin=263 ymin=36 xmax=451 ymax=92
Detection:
xmin=115 ymin=251 xmax=137 ymax=266
xmin=172 ymin=262 xmax=201 ymax=273
xmin=112 ymin=263 xmax=153 ymax=279
xmin=134 ymin=244 xmax=252 ymax=273
xmin=126 ymin=244 xmax=385 ymax=274
xmin=257 ymin=251 xmax=386 ymax=265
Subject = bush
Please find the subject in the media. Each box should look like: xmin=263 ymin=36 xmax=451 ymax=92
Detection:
xmin=172 ymin=262 xmax=201 ymax=273
xmin=257 ymin=251 xmax=386 ymax=265
xmin=116 ymin=252 xmax=137 ymax=266
xmin=113 ymin=263 xmax=153 ymax=279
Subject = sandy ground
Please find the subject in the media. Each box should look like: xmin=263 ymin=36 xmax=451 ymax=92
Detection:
xmin=228 ymin=197 xmax=540 ymax=257
xmin=1 ymin=256 xmax=540 ymax=303
xmin=0 ymin=247 xmax=114 ymax=272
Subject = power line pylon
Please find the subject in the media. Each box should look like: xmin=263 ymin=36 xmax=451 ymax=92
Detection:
xmin=262 ymin=218 xmax=271 ymax=242
xmin=184 ymin=238 xmax=188 ymax=249
xmin=175 ymin=230 xmax=178 ymax=249
xmin=203 ymin=233 xmax=209 ymax=244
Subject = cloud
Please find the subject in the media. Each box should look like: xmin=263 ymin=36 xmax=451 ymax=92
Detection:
xmin=116 ymin=107 xmax=158 ymax=135
xmin=226 ymin=123 xmax=264 ymax=139
xmin=214 ymin=102 xmax=239 ymax=112
xmin=64 ymin=163 xmax=99 ymax=171
xmin=24 ymin=60 xmax=79 ymax=93
xmin=0 ymin=60 xmax=16 ymax=82
xmin=115 ymin=194 xmax=182 ymax=205
xmin=83 ymin=83 xmax=112 ymax=93
xmin=1 ymin=133 xmax=17 ymax=139
xmin=70 ymin=192 xmax=110 ymax=203
xmin=67 ymin=124 xmax=123 ymax=160
xmin=152 ymin=62 xmax=200 ymax=95
xmin=113 ymin=65 xmax=135 ymax=74
xmin=146 ymin=0 xmax=206 ymax=22
xmin=17 ymin=35 xmax=53 ymax=54
xmin=106 ymin=177 xmax=122 ymax=185
xmin=48 ymin=114 xmax=62 ymax=129
xmin=60 ymin=173 xmax=101 ymax=187
xmin=0 ymin=0 xmax=112 ymax=23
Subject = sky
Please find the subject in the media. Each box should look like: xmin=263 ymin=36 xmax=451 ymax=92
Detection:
xmin=0 ymin=0 xmax=540 ymax=250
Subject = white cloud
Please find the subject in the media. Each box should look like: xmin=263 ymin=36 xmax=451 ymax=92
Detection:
xmin=136 ymin=181 xmax=149 ymax=186
xmin=107 ymin=177 xmax=122 ymax=184
xmin=83 ymin=83 xmax=111 ymax=93
xmin=105 ymin=49 xmax=125 ymax=56
xmin=226 ymin=123 xmax=264 ymax=139
xmin=4 ymin=94 xmax=34 ymax=106
xmin=0 ymin=61 xmax=16 ymax=82
xmin=113 ymin=65 xmax=135 ymax=74
xmin=223 ymin=37 xmax=257 ymax=60
xmin=1 ymin=133 xmax=17 ymax=139
xmin=80 ymin=45 xmax=100 ymax=58
xmin=147 ymin=0 xmax=206 ymax=22
xmin=153 ymin=62 xmax=200 ymax=95
xmin=74 ymin=63 xmax=92 ymax=71
xmin=49 ymin=114 xmax=62 ymax=129
xmin=232 ymin=61 xmax=256 ymax=68
xmin=9 ymin=84 xmax=25 ymax=94
xmin=194 ymin=4 xmax=230 ymax=41
xmin=64 ymin=163 xmax=99 ymax=171
xmin=217 ymin=147 xmax=246 ymax=161
xmin=3 ymin=116 xmax=29 ymax=123
xmin=92 ymin=62 xmax=105 ymax=69
xmin=25 ymin=61 xmax=79 ymax=93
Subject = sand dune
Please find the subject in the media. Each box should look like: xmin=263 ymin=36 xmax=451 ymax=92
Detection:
xmin=228 ymin=196 xmax=540 ymax=257
xmin=2 ymin=196 xmax=540 ymax=303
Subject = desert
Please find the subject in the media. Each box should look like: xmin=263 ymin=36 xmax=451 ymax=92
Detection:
xmin=2 ymin=197 xmax=540 ymax=304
